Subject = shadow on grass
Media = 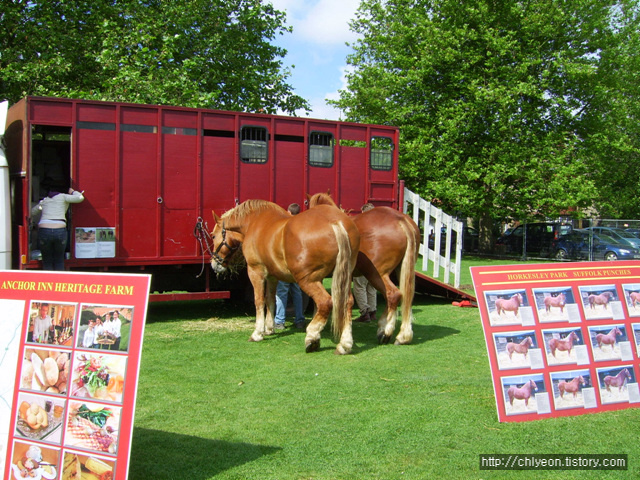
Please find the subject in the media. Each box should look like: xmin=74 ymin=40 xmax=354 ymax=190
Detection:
xmin=129 ymin=427 xmax=280 ymax=479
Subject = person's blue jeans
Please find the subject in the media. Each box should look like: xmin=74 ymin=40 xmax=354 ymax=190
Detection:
xmin=38 ymin=228 xmax=67 ymax=270
xmin=275 ymin=281 xmax=304 ymax=325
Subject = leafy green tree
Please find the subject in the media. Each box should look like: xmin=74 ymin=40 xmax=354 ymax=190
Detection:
xmin=0 ymin=0 xmax=309 ymax=114
xmin=334 ymin=0 xmax=640 ymax=244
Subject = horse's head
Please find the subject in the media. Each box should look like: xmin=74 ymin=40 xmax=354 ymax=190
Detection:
xmin=578 ymin=376 xmax=586 ymax=386
xmin=614 ymin=326 xmax=623 ymax=336
xmin=623 ymin=368 xmax=632 ymax=380
xmin=515 ymin=293 xmax=523 ymax=304
xmin=528 ymin=380 xmax=538 ymax=391
xmin=210 ymin=211 xmax=243 ymax=273
xmin=569 ymin=331 xmax=579 ymax=342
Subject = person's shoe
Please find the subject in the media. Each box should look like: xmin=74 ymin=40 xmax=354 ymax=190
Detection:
xmin=354 ymin=311 xmax=371 ymax=323
xmin=368 ymin=311 xmax=377 ymax=323
xmin=274 ymin=323 xmax=285 ymax=331
xmin=294 ymin=321 xmax=306 ymax=329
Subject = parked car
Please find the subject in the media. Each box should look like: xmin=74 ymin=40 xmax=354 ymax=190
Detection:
xmin=496 ymin=222 xmax=572 ymax=257
xmin=582 ymin=226 xmax=640 ymax=249
xmin=552 ymin=229 xmax=640 ymax=261
xmin=624 ymin=228 xmax=640 ymax=238
xmin=428 ymin=225 xmax=479 ymax=254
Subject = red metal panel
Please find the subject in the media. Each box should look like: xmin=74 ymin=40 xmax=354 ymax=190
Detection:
xmin=162 ymin=109 xmax=198 ymax=129
xmin=238 ymin=161 xmax=271 ymax=202
xmin=29 ymin=99 xmax=73 ymax=125
xmin=161 ymin=133 xmax=198 ymax=257
xmin=120 ymin=106 xmax=158 ymax=125
xmin=203 ymin=112 xmax=236 ymax=131
xmin=274 ymin=117 xmax=304 ymax=137
xmin=338 ymin=145 xmax=368 ymax=211
xmin=274 ymin=141 xmax=305 ymax=207
xmin=120 ymin=131 xmax=158 ymax=257
xmin=202 ymin=136 xmax=236 ymax=215
xmin=74 ymin=129 xmax=117 ymax=227
xmin=77 ymin=103 xmax=116 ymax=123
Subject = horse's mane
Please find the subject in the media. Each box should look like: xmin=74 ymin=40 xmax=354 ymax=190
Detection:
xmin=222 ymin=199 xmax=287 ymax=221
xmin=308 ymin=192 xmax=338 ymax=208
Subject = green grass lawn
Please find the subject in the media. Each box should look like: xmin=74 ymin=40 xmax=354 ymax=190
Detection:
xmin=129 ymin=257 xmax=637 ymax=479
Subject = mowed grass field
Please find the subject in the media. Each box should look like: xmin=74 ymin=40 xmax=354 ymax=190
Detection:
xmin=128 ymin=257 xmax=638 ymax=479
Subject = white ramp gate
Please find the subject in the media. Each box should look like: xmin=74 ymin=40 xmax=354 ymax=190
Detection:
xmin=403 ymin=187 xmax=463 ymax=288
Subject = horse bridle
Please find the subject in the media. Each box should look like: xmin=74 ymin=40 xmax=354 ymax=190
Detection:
xmin=212 ymin=222 xmax=240 ymax=266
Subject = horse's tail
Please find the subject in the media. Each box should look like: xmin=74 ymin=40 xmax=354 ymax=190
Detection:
xmin=398 ymin=217 xmax=419 ymax=326
xmin=330 ymin=222 xmax=353 ymax=341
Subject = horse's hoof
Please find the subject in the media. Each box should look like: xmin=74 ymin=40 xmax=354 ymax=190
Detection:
xmin=334 ymin=344 xmax=352 ymax=355
xmin=394 ymin=338 xmax=411 ymax=345
xmin=248 ymin=335 xmax=263 ymax=342
xmin=377 ymin=332 xmax=391 ymax=345
xmin=306 ymin=340 xmax=320 ymax=353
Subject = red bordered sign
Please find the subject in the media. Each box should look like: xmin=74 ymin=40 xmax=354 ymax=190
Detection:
xmin=1 ymin=270 xmax=151 ymax=479
xmin=471 ymin=261 xmax=640 ymax=422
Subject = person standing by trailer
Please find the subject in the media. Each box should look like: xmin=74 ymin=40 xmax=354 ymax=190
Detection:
xmin=274 ymin=203 xmax=307 ymax=330
xmin=31 ymin=188 xmax=84 ymax=270
xmin=353 ymin=203 xmax=378 ymax=323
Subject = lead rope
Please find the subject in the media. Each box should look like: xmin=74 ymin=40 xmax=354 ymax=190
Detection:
xmin=193 ymin=217 xmax=214 ymax=278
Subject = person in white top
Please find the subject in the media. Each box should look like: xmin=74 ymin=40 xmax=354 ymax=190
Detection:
xmin=112 ymin=310 xmax=123 ymax=350
xmin=32 ymin=303 xmax=52 ymax=343
xmin=32 ymin=187 xmax=84 ymax=270
xmin=82 ymin=319 xmax=96 ymax=348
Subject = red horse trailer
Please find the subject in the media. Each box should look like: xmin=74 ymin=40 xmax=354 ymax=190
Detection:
xmin=4 ymin=97 xmax=402 ymax=300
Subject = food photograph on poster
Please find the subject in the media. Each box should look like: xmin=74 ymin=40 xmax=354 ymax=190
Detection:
xmin=501 ymin=373 xmax=548 ymax=416
xmin=622 ymin=283 xmax=640 ymax=316
xmin=77 ymin=304 xmax=134 ymax=353
xmin=532 ymin=286 xmax=577 ymax=322
xmin=596 ymin=365 xmax=639 ymax=405
xmin=19 ymin=348 xmax=71 ymax=395
xmin=70 ymin=352 xmax=126 ymax=403
xmin=61 ymin=451 xmax=115 ymax=480
xmin=14 ymin=393 xmax=64 ymax=444
xmin=64 ymin=400 xmax=121 ymax=455
xmin=484 ymin=289 xmax=533 ymax=326
xmin=587 ymin=324 xmax=631 ymax=362
xmin=542 ymin=327 xmax=587 ymax=366
xmin=550 ymin=369 xmax=593 ymax=410
xmin=578 ymin=285 xmax=624 ymax=320
xmin=26 ymin=301 xmax=77 ymax=346
xmin=492 ymin=330 xmax=541 ymax=370
xmin=9 ymin=441 xmax=58 ymax=480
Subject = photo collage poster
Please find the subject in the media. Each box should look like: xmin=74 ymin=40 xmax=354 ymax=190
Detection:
xmin=471 ymin=261 xmax=640 ymax=423
xmin=1 ymin=270 xmax=151 ymax=479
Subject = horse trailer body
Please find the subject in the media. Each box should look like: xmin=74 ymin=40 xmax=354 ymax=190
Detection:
xmin=3 ymin=97 xmax=401 ymax=300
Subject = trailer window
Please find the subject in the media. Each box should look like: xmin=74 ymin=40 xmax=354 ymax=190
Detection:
xmin=240 ymin=126 xmax=268 ymax=163
xmin=162 ymin=127 xmax=197 ymax=136
xmin=309 ymin=132 xmax=334 ymax=167
xmin=121 ymin=124 xmax=157 ymax=134
xmin=370 ymin=136 xmax=393 ymax=171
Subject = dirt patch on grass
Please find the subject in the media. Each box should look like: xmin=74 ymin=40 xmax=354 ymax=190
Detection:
xmin=181 ymin=317 xmax=254 ymax=333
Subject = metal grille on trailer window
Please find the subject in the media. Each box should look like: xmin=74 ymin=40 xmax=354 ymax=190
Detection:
xmin=240 ymin=126 xmax=268 ymax=163
xmin=370 ymin=136 xmax=394 ymax=171
xmin=309 ymin=131 xmax=334 ymax=167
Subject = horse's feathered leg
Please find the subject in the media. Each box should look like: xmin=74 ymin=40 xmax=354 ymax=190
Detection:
xmin=264 ymin=276 xmax=278 ymax=335
xmin=394 ymin=219 xmax=417 ymax=345
xmin=331 ymin=223 xmax=355 ymax=355
xmin=300 ymin=280 xmax=332 ymax=353
xmin=247 ymin=267 xmax=268 ymax=342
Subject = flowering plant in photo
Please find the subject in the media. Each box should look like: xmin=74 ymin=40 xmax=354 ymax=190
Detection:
xmin=75 ymin=354 xmax=110 ymax=397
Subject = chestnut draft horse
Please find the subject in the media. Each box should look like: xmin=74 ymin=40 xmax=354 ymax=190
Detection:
xmin=588 ymin=291 xmax=614 ymax=310
xmin=210 ymin=200 xmax=360 ymax=354
xmin=604 ymin=368 xmax=632 ymax=393
xmin=506 ymin=337 xmax=534 ymax=360
xmin=548 ymin=331 xmax=580 ymax=358
xmin=558 ymin=376 xmax=586 ymax=399
xmin=495 ymin=293 xmax=523 ymax=317
xmin=596 ymin=326 xmax=622 ymax=351
xmin=507 ymin=379 xmax=538 ymax=407
xmin=544 ymin=292 xmax=566 ymax=314
xmin=307 ymin=192 xmax=420 ymax=345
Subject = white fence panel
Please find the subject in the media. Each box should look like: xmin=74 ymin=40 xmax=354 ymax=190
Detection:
xmin=403 ymin=187 xmax=463 ymax=288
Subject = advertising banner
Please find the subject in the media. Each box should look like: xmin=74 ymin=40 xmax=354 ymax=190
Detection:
xmin=471 ymin=261 xmax=640 ymax=422
xmin=1 ymin=270 xmax=151 ymax=479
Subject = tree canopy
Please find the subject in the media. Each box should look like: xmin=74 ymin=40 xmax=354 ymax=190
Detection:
xmin=334 ymin=0 xmax=640 ymax=225
xmin=0 ymin=0 xmax=309 ymax=114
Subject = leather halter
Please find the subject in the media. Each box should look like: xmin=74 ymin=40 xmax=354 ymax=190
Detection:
xmin=212 ymin=223 xmax=240 ymax=266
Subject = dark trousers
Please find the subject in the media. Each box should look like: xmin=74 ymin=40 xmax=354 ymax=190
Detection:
xmin=39 ymin=228 xmax=67 ymax=270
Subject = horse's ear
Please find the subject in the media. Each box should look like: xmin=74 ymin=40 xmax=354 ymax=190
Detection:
xmin=326 ymin=189 xmax=331 ymax=195
xmin=213 ymin=211 xmax=222 ymax=225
